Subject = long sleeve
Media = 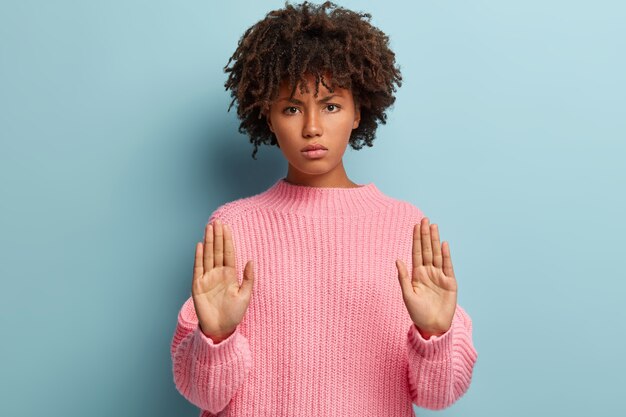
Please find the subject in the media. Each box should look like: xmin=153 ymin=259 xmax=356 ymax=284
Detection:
xmin=171 ymin=296 xmax=252 ymax=414
xmin=405 ymin=304 xmax=478 ymax=410
xmin=169 ymin=179 xmax=479 ymax=415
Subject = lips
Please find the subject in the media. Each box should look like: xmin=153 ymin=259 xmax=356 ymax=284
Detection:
xmin=301 ymin=148 xmax=328 ymax=159
xmin=301 ymin=144 xmax=327 ymax=151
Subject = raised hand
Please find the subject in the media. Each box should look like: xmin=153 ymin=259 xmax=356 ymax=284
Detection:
xmin=395 ymin=217 xmax=458 ymax=339
xmin=192 ymin=219 xmax=255 ymax=343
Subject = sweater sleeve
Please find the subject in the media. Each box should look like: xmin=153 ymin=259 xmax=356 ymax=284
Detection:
xmin=171 ymin=296 xmax=252 ymax=414
xmin=405 ymin=303 xmax=478 ymax=410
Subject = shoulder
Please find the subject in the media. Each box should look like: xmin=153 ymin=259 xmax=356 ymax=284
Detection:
xmin=380 ymin=191 xmax=427 ymax=222
xmin=206 ymin=191 xmax=267 ymax=225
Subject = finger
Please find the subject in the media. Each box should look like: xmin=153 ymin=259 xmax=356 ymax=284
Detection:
xmin=214 ymin=219 xmax=224 ymax=267
xmin=442 ymin=241 xmax=456 ymax=278
xmin=239 ymin=260 xmax=255 ymax=299
xmin=431 ymin=223 xmax=442 ymax=268
xmin=421 ymin=217 xmax=433 ymax=265
xmin=412 ymin=223 xmax=423 ymax=267
xmin=223 ymin=224 xmax=236 ymax=267
xmin=395 ymin=259 xmax=412 ymax=296
xmin=203 ymin=223 xmax=214 ymax=270
xmin=193 ymin=242 xmax=204 ymax=283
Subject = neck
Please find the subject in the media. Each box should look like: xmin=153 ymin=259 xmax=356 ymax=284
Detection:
xmin=283 ymin=177 xmax=362 ymax=189
xmin=284 ymin=162 xmax=359 ymax=188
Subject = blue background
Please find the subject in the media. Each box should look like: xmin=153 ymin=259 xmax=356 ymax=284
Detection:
xmin=1 ymin=1 xmax=624 ymax=416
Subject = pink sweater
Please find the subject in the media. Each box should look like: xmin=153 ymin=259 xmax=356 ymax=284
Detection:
xmin=171 ymin=178 xmax=478 ymax=416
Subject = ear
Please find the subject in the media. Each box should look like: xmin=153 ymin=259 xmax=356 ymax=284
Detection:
xmin=263 ymin=108 xmax=274 ymax=133
xmin=352 ymin=104 xmax=361 ymax=129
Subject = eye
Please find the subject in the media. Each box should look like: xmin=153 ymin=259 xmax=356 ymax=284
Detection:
xmin=325 ymin=104 xmax=341 ymax=112
xmin=283 ymin=106 xmax=300 ymax=115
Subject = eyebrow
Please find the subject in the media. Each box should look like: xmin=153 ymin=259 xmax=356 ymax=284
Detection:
xmin=278 ymin=94 xmax=342 ymax=105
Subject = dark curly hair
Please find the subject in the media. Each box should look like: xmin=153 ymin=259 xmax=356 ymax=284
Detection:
xmin=223 ymin=1 xmax=402 ymax=160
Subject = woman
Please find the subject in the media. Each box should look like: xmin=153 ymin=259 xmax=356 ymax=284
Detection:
xmin=171 ymin=2 xmax=478 ymax=416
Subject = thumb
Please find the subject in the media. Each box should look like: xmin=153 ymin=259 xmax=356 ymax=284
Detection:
xmin=395 ymin=259 xmax=412 ymax=296
xmin=239 ymin=260 xmax=255 ymax=300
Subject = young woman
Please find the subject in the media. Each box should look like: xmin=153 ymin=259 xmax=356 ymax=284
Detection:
xmin=171 ymin=2 xmax=478 ymax=416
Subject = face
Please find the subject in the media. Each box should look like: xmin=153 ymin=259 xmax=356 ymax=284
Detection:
xmin=264 ymin=73 xmax=361 ymax=186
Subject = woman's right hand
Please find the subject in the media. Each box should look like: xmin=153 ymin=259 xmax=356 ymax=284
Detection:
xmin=192 ymin=219 xmax=255 ymax=343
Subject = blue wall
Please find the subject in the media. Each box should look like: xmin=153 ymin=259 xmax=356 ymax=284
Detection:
xmin=1 ymin=1 xmax=624 ymax=416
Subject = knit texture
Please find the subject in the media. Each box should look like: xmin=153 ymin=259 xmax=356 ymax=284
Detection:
xmin=171 ymin=177 xmax=478 ymax=416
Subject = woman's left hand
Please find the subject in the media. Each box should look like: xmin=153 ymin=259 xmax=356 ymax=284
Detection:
xmin=396 ymin=217 xmax=458 ymax=339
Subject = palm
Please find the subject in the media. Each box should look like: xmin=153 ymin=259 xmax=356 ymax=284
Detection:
xmin=404 ymin=264 xmax=457 ymax=333
xmin=396 ymin=217 xmax=458 ymax=336
xmin=193 ymin=265 xmax=247 ymax=334
xmin=196 ymin=265 xmax=239 ymax=297
xmin=192 ymin=219 xmax=255 ymax=341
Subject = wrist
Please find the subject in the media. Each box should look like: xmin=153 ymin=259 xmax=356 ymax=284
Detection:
xmin=200 ymin=325 xmax=235 ymax=343
xmin=415 ymin=324 xmax=447 ymax=340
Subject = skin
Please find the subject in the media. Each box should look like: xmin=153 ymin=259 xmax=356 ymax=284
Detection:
xmin=193 ymin=220 xmax=254 ymax=343
xmin=191 ymin=73 xmax=459 ymax=343
xmin=263 ymin=72 xmax=362 ymax=188
xmin=396 ymin=217 xmax=458 ymax=339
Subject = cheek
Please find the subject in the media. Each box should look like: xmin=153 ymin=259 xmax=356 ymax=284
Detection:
xmin=271 ymin=116 xmax=294 ymax=134
xmin=274 ymin=124 xmax=303 ymax=148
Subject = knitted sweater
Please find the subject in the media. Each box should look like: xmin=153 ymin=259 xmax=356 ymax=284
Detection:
xmin=171 ymin=177 xmax=478 ymax=417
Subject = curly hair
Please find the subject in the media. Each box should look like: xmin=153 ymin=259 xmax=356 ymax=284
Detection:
xmin=223 ymin=1 xmax=402 ymax=160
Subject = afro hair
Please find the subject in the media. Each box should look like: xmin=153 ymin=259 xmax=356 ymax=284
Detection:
xmin=223 ymin=1 xmax=402 ymax=159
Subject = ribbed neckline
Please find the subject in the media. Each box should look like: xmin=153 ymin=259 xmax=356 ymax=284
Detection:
xmin=254 ymin=177 xmax=392 ymax=217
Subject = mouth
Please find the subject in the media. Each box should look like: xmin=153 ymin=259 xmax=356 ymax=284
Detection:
xmin=301 ymin=145 xmax=328 ymax=152
xmin=301 ymin=148 xmax=329 ymax=159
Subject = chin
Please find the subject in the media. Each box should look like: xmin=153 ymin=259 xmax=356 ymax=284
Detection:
xmin=291 ymin=162 xmax=335 ymax=175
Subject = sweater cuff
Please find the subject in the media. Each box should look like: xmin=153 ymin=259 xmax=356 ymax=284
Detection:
xmin=407 ymin=308 xmax=460 ymax=360
xmin=192 ymin=325 xmax=243 ymax=365
xmin=178 ymin=296 xmax=246 ymax=365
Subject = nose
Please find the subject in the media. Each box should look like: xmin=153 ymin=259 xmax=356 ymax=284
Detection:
xmin=302 ymin=110 xmax=322 ymax=138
